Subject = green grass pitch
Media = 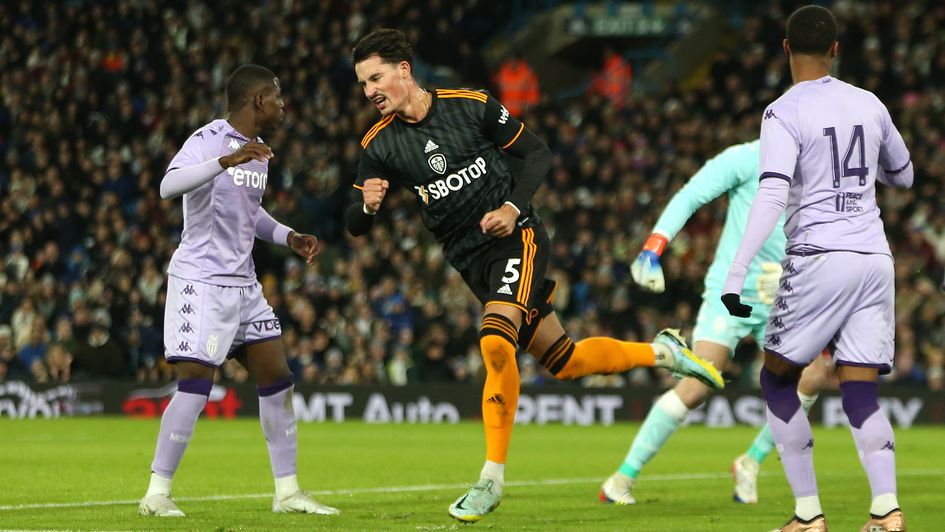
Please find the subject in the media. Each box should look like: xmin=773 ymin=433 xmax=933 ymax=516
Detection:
xmin=1 ymin=418 xmax=941 ymax=530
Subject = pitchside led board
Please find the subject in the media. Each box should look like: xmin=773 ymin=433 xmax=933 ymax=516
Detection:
xmin=0 ymin=380 xmax=937 ymax=427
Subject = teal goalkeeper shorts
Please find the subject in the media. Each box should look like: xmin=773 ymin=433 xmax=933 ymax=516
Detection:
xmin=692 ymin=290 xmax=771 ymax=355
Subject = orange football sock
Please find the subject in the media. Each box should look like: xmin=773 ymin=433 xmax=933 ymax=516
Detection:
xmin=479 ymin=315 xmax=521 ymax=464
xmin=550 ymin=336 xmax=656 ymax=379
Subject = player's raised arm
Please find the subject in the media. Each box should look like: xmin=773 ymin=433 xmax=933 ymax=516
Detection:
xmin=633 ymin=146 xmax=750 ymax=293
xmin=722 ymin=108 xmax=798 ymax=317
xmin=160 ymin=140 xmax=272 ymax=199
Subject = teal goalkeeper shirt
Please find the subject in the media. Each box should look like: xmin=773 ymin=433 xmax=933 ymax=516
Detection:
xmin=652 ymin=140 xmax=787 ymax=303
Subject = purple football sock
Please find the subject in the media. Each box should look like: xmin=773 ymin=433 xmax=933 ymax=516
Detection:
xmin=761 ymin=367 xmax=818 ymax=499
xmin=150 ymin=379 xmax=211 ymax=478
xmin=258 ymin=376 xmax=298 ymax=478
xmin=842 ymin=381 xmax=897 ymax=500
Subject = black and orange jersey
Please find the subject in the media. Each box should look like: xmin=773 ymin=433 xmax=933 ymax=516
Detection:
xmin=354 ymin=88 xmax=538 ymax=270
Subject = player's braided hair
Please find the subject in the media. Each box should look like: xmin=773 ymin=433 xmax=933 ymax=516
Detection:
xmin=226 ymin=64 xmax=277 ymax=112
xmin=786 ymin=5 xmax=838 ymax=55
xmin=352 ymin=28 xmax=413 ymax=66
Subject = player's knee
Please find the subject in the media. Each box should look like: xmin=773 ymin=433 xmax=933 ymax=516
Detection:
xmin=759 ymin=366 xmax=801 ymax=422
xmin=839 ymin=380 xmax=880 ymax=429
xmin=178 ymin=377 xmax=213 ymax=397
xmin=536 ymin=334 xmax=576 ymax=379
xmin=174 ymin=360 xmax=215 ymax=382
xmin=257 ymin=374 xmax=294 ymax=397
xmin=480 ymin=314 xmax=518 ymax=373
xmin=675 ymin=378 xmax=713 ymax=407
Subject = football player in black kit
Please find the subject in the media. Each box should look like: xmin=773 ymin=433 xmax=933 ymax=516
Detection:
xmin=345 ymin=28 xmax=723 ymax=523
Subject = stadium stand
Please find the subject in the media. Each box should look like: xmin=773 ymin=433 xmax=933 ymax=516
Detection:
xmin=0 ymin=0 xmax=942 ymax=390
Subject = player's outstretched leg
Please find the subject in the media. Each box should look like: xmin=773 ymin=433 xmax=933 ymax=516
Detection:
xmin=449 ymin=309 xmax=519 ymax=522
xmin=523 ymin=308 xmax=723 ymax=388
xmin=139 ymin=375 xmax=212 ymax=517
xmin=652 ymin=328 xmax=724 ymax=388
xmin=735 ymin=359 xmax=825 ymax=504
xmin=241 ymin=340 xmax=340 ymax=516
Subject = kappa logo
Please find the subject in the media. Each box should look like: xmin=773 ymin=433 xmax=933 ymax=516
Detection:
xmin=179 ymin=322 xmax=194 ymax=333
xmin=169 ymin=432 xmax=190 ymax=443
xmin=881 ymin=441 xmax=895 ymax=451
xmin=207 ymin=333 xmax=220 ymax=357
xmin=428 ymin=153 xmax=447 ymax=174
xmin=771 ymin=317 xmax=785 ymax=329
xmin=180 ymin=304 xmax=195 ymax=315
xmin=498 ymin=105 xmax=510 ymax=124
xmin=228 ymin=138 xmax=241 ymax=150
xmin=177 ymin=341 xmax=191 ymax=352
xmin=768 ymin=334 xmax=782 ymax=347
xmin=497 ymin=284 xmax=513 ymax=295
xmin=424 ymin=139 xmax=439 ymax=153
xmin=776 ymin=298 xmax=789 ymax=311
xmin=780 ymin=279 xmax=793 ymax=293
xmin=764 ymin=109 xmax=777 ymax=120
xmin=802 ymin=438 xmax=814 ymax=450
xmin=182 ymin=284 xmax=197 ymax=296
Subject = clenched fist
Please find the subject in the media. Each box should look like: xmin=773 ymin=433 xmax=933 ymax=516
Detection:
xmin=362 ymin=178 xmax=389 ymax=213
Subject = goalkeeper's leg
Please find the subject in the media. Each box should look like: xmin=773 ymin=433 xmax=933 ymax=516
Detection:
xmin=600 ymin=341 xmax=730 ymax=503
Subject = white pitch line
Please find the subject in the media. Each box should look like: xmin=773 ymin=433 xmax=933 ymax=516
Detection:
xmin=1 ymin=468 xmax=941 ymax=512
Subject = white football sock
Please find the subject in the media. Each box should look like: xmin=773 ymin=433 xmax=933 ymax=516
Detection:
xmin=480 ymin=460 xmax=505 ymax=494
xmin=274 ymin=474 xmax=301 ymax=500
xmin=145 ymin=472 xmax=173 ymax=498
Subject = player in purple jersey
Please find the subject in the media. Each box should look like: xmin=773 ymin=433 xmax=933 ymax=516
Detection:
xmin=721 ymin=6 xmax=912 ymax=532
xmin=138 ymin=65 xmax=339 ymax=518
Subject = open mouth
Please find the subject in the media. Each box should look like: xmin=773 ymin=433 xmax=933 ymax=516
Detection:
xmin=371 ymin=95 xmax=387 ymax=109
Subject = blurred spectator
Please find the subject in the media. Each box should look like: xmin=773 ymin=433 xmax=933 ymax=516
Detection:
xmin=0 ymin=0 xmax=942 ymax=390
xmin=45 ymin=342 xmax=73 ymax=384
xmin=493 ymin=52 xmax=540 ymax=118
xmin=588 ymin=47 xmax=633 ymax=109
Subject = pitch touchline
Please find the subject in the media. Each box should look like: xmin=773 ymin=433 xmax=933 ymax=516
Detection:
xmin=1 ymin=469 xmax=941 ymax=511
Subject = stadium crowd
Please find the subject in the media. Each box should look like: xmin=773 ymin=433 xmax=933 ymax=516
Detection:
xmin=1 ymin=0 xmax=942 ymax=390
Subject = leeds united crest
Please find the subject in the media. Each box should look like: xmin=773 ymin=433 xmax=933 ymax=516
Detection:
xmin=428 ymin=153 xmax=447 ymax=174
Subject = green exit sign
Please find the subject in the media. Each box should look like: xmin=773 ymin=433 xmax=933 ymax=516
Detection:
xmin=567 ymin=15 xmax=669 ymax=37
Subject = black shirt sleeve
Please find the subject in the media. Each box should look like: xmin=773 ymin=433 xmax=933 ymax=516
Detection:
xmin=345 ymin=148 xmax=387 ymax=237
xmin=479 ymin=93 xmax=552 ymax=212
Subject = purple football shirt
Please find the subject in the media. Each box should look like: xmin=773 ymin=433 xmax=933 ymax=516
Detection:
xmin=759 ymin=76 xmax=911 ymax=256
xmin=165 ymin=119 xmax=270 ymax=286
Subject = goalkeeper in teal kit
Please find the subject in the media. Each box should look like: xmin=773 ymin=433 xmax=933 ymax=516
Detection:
xmin=599 ymin=139 xmax=827 ymax=505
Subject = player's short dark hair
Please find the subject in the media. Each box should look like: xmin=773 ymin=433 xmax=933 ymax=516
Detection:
xmin=786 ymin=5 xmax=838 ymax=55
xmin=351 ymin=28 xmax=413 ymax=67
xmin=226 ymin=64 xmax=276 ymax=111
